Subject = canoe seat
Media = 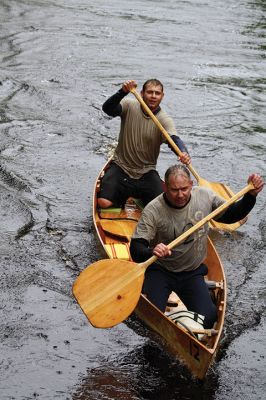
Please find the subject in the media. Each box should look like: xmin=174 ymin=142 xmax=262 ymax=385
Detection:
xmin=166 ymin=291 xmax=187 ymax=312
xmin=105 ymin=243 xmax=131 ymax=260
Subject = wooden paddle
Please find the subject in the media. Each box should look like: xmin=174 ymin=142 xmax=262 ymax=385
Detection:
xmin=73 ymin=183 xmax=253 ymax=328
xmin=130 ymin=88 xmax=246 ymax=232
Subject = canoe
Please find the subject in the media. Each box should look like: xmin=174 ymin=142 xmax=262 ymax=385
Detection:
xmin=93 ymin=159 xmax=227 ymax=380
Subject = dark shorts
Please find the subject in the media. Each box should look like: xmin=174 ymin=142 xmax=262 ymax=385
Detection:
xmin=98 ymin=162 xmax=164 ymax=207
xmin=143 ymin=263 xmax=217 ymax=328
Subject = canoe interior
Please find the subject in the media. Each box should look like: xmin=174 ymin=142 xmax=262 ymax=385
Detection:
xmin=92 ymin=162 xmax=227 ymax=380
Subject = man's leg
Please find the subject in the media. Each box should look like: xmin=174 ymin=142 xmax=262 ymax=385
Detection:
xmin=177 ymin=264 xmax=217 ymax=328
xmin=97 ymin=162 xmax=129 ymax=208
xmin=143 ymin=264 xmax=172 ymax=312
xmin=138 ymin=170 xmax=164 ymax=206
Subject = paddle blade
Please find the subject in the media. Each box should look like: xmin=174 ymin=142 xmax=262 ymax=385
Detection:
xmin=197 ymin=178 xmax=247 ymax=231
xmin=198 ymin=180 xmax=233 ymax=199
xmin=72 ymin=259 xmax=144 ymax=328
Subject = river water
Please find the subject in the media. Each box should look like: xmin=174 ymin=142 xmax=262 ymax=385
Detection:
xmin=0 ymin=0 xmax=265 ymax=399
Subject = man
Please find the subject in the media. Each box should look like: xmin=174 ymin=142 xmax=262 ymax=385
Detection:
xmin=130 ymin=164 xmax=264 ymax=328
xmin=98 ymin=79 xmax=190 ymax=209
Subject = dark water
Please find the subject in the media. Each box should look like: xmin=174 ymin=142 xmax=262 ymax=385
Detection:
xmin=0 ymin=0 xmax=265 ymax=399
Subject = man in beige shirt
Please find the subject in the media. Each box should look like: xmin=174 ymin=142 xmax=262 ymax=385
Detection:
xmin=98 ymin=79 xmax=190 ymax=209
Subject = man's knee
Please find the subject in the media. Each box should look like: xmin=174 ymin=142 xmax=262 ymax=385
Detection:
xmin=97 ymin=197 xmax=113 ymax=209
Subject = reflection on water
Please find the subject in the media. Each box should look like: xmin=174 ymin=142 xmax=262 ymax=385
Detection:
xmin=72 ymin=338 xmax=218 ymax=400
xmin=0 ymin=0 xmax=265 ymax=399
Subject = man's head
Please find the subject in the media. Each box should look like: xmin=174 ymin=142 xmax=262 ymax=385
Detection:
xmin=141 ymin=79 xmax=164 ymax=111
xmin=164 ymin=165 xmax=193 ymax=208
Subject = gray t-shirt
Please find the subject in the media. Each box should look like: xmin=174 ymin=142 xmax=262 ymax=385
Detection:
xmin=132 ymin=187 xmax=225 ymax=272
xmin=113 ymin=98 xmax=177 ymax=179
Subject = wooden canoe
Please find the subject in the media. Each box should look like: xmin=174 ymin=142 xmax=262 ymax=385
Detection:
xmin=93 ymin=160 xmax=227 ymax=380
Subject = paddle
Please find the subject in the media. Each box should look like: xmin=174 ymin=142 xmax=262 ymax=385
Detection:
xmin=130 ymin=88 xmax=246 ymax=232
xmin=73 ymin=183 xmax=253 ymax=328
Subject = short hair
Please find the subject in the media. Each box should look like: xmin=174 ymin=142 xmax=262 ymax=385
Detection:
xmin=142 ymin=79 xmax=164 ymax=92
xmin=164 ymin=164 xmax=191 ymax=186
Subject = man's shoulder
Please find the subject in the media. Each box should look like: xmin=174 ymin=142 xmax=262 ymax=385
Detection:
xmin=143 ymin=194 xmax=165 ymax=212
xmin=157 ymin=107 xmax=171 ymax=119
xmin=156 ymin=108 xmax=175 ymax=131
xmin=192 ymin=186 xmax=225 ymax=204
xmin=121 ymin=98 xmax=139 ymax=114
xmin=121 ymin=97 xmax=137 ymax=107
xmin=192 ymin=185 xmax=213 ymax=195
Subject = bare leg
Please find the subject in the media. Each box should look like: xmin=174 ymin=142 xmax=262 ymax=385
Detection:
xmin=97 ymin=197 xmax=114 ymax=208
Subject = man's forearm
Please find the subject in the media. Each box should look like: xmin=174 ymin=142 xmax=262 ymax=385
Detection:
xmin=102 ymin=89 xmax=127 ymax=117
xmin=130 ymin=238 xmax=153 ymax=263
xmin=169 ymin=135 xmax=188 ymax=154
xmin=215 ymin=193 xmax=256 ymax=224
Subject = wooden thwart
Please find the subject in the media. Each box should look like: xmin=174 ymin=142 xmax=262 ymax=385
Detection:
xmin=100 ymin=219 xmax=137 ymax=241
xmin=73 ymin=183 xmax=253 ymax=329
xmin=181 ymin=328 xmax=218 ymax=337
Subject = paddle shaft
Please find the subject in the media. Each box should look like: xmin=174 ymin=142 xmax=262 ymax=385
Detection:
xmin=130 ymin=88 xmax=201 ymax=181
xmin=139 ymin=183 xmax=254 ymax=270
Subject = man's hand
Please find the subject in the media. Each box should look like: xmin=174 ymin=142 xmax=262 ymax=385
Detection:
xmin=122 ymin=80 xmax=137 ymax=93
xmin=248 ymin=173 xmax=264 ymax=196
xmin=179 ymin=152 xmax=191 ymax=165
xmin=153 ymin=243 xmax=171 ymax=258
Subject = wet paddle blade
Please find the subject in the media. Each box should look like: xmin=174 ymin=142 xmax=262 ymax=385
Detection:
xmin=198 ymin=179 xmax=234 ymax=198
xmin=73 ymin=259 xmax=144 ymax=328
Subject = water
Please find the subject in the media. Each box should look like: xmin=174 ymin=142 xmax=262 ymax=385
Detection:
xmin=0 ymin=0 xmax=265 ymax=399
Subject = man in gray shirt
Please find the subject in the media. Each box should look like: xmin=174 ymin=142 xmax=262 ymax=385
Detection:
xmin=130 ymin=164 xmax=264 ymax=328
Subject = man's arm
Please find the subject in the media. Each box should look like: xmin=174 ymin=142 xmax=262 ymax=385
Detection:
xmin=103 ymin=80 xmax=137 ymax=117
xmin=159 ymin=114 xmax=190 ymax=163
xmin=130 ymin=238 xmax=153 ymax=263
xmin=160 ymin=114 xmax=188 ymax=154
xmin=215 ymin=193 xmax=256 ymax=224
xmin=102 ymin=89 xmax=127 ymax=117
xmin=130 ymin=237 xmax=172 ymax=263
xmin=168 ymin=135 xmax=189 ymax=154
xmin=168 ymin=135 xmax=191 ymax=165
xmin=215 ymin=173 xmax=264 ymax=224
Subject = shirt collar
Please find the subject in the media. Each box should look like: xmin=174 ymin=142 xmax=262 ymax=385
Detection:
xmin=163 ymin=192 xmax=191 ymax=209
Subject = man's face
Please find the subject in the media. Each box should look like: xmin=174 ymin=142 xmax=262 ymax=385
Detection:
xmin=141 ymin=84 xmax=164 ymax=111
xmin=166 ymin=174 xmax=193 ymax=208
